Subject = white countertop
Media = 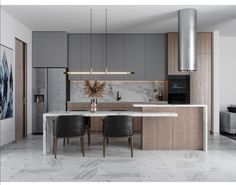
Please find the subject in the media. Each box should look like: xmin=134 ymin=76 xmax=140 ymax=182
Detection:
xmin=68 ymin=101 xmax=168 ymax=104
xmin=43 ymin=111 xmax=177 ymax=117
xmin=132 ymin=104 xmax=207 ymax=108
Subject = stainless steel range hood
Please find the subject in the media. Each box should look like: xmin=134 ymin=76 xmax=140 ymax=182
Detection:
xmin=178 ymin=9 xmax=197 ymax=72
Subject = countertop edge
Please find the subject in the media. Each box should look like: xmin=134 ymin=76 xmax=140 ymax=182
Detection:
xmin=132 ymin=104 xmax=207 ymax=107
xmin=67 ymin=101 xmax=168 ymax=104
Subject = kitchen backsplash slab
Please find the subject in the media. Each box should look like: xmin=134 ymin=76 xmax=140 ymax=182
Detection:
xmin=70 ymin=81 xmax=167 ymax=102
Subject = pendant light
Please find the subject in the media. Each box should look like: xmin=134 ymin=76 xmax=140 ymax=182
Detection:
xmin=66 ymin=9 xmax=134 ymax=75
xmin=66 ymin=9 xmax=94 ymax=75
xmin=103 ymin=9 xmax=134 ymax=75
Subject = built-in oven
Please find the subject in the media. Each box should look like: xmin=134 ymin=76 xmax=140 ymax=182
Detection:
xmin=168 ymin=75 xmax=190 ymax=104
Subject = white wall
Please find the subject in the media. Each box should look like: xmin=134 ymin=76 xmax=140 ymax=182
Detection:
xmin=219 ymin=36 xmax=236 ymax=111
xmin=0 ymin=9 xmax=32 ymax=146
xmin=212 ymin=31 xmax=220 ymax=135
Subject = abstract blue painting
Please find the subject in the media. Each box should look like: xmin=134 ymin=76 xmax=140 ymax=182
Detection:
xmin=0 ymin=44 xmax=13 ymax=120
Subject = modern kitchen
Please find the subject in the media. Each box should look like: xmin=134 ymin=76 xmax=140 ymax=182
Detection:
xmin=32 ymin=9 xmax=209 ymax=153
xmin=1 ymin=3 xmax=236 ymax=183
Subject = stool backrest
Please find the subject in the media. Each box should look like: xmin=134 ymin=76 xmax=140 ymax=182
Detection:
xmin=103 ymin=115 xmax=133 ymax=137
xmin=54 ymin=115 xmax=85 ymax=137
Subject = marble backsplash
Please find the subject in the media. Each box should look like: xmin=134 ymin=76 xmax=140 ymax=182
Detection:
xmin=70 ymin=81 xmax=167 ymax=102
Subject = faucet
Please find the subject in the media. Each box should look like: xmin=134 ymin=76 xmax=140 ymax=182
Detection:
xmin=116 ymin=91 xmax=121 ymax=101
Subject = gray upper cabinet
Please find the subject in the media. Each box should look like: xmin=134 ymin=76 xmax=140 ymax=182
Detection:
xmin=124 ymin=34 xmax=146 ymax=80
xmin=33 ymin=31 xmax=67 ymax=67
xmin=68 ymin=34 xmax=104 ymax=80
xmin=67 ymin=33 xmax=166 ymax=81
xmin=107 ymin=34 xmax=125 ymax=80
xmin=146 ymin=34 xmax=167 ymax=80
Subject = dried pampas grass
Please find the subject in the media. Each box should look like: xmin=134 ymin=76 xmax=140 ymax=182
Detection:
xmin=83 ymin=80 xmax=106 ymax=98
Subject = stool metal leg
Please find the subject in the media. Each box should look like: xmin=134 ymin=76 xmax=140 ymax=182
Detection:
xmin=80 ymin=136 xmax=85 ymax=157
xmin=53 ymin=137 xmax=55 ymax=154
xmin=130 ymin=136 xmax=133 ymax=158
xmin=87 ymin=129 xmax=91 ymax=146
xmin=128 ymin=137 xmax=131 ymax=145
xmin=54 ymin=137 xmax=58 ymax=159
xmin=63 ymin=138 xmax=66 ymax=147
xmin=103 ymin=137 xmax=106 ymax=158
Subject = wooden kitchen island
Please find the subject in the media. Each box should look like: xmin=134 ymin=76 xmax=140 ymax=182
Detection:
xmin=133 ymin=104 xmax=208 ymax=151
xmin=67 ymin=102 xmax=208 ymax=152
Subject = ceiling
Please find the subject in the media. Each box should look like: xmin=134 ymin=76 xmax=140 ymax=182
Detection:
xmin=2 ymin=5 xmax=236 ymax=36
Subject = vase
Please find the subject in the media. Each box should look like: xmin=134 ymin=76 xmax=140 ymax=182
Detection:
xmin=90 ymin=98 xmax=97 ymax=112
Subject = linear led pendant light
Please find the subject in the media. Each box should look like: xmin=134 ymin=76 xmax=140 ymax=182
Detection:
xmin=66 ymin=9 xmax=134 ymax=75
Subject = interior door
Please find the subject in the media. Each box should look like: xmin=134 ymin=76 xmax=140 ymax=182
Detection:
xmin=15 ymin=38 xmax=27 ymax=141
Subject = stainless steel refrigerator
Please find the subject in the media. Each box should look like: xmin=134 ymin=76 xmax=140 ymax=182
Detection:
xmin=32 ymin=68 xmax=66 ymax=134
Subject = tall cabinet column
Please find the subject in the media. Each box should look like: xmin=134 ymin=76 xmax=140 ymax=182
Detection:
xmin=167 ymin=32 xmax=212 ymax=132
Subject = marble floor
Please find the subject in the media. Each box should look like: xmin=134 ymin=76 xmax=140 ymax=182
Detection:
xmin=1 ymin=134 xmax=236 ymax=182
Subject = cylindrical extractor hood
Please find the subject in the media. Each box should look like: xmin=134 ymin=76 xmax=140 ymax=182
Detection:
xmin=178 ymin=9 xmax=197 ymax=72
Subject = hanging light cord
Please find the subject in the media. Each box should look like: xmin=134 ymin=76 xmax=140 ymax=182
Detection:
xmin=105 ymin=9 xmax=108 ymax=73
xmin=90 ymin=9 xmax=92 ymax=71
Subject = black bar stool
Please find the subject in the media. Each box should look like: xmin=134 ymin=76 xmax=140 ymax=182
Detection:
xmin=102 ymin=115 xmax=134 ymax=158
xmin=53 ymin=115 xmax=85 ymax=158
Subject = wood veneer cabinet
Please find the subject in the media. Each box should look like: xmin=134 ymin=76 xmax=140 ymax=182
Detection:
xmin=197 ymin=32 xmax=212 ymax=54
xmin=67 ymin=102 xmax=142 ymax=133
xmin=193 ymin=33 xmax=212 ymax=131
xmin=190 ymin=54 xmax=212 ymax=131
xmin=142 ymin=107 xmax=203 ymax=150
xmin=167 ymin=32 xmax=212 ymax=75
xmin=167 ymin=32 xmax=189 ymax=75
xmin=142 ymin=107 xmax=173 ymax=150
xmin=167 ymin=32 xmax=212 ymax=131
xmin=172 ymin=107 xmax=203 ymax=149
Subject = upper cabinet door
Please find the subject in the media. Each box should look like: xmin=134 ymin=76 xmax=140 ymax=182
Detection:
xmin=80 ymin=34 xmax=91 ymax=80
xmin=124 ymin=34 xmax=146 ymax=80
xmin=167 ymin=32 xmax=190 ymax=75
xmin=80 ymin=34 xmax=104 ymax=80
xmin=68 ymin=34 xmax=82 ymax=80
xmin=106 ymin=34 xmax=125 ymax=80
xmin=91 ymin=34 xmax=105 ymax=80
xmin=146 ymin=34 xmax=167 ymax=80
xmin=197 ymin=33 xmax=212 ymax=54
xmin=33 ymin=31 xmax=67 ymax=67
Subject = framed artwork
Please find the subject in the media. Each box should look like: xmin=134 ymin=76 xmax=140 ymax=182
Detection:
xmin=0 ymin=44 xmax=13 ymax=120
